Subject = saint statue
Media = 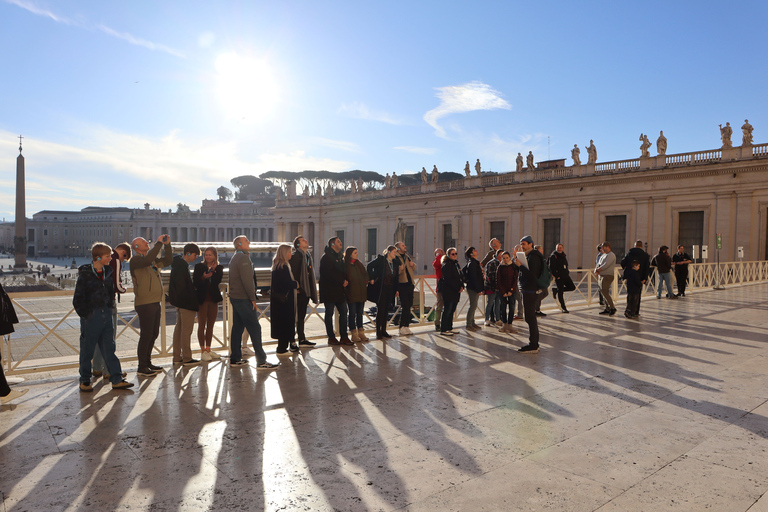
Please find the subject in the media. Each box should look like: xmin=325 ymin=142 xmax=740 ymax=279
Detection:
xmin=357 ymin=177 xmax=364 ymax=191
xmin=657 ymin=131 xmax=667 ymax=155
xmin=464 ymin=161 xmax=471 ymax=178
xmin=639 ymin=133 xmax=652 ymax=158
xmin=421 ymin=167 xmax=428 ymax=184
xmin=350 ymin=179 xmax=357 ymax=193
xmin=516 ymin=153 xmax=523 ymax=172
xmin=586 ymin=140 xmax=597 ymax=164
xmin=315 ymin=183 xmax=322 ymax=196
xmin=431 ymin=165 xmax=439 ymax=183
xmin=720 ymin=122 xmax=733 ymax=148
xmin=526 ymin=151 xmax=535 ymax=170
xmin=742 ymin=119 xmax=754 ymax=146
xmin=392 ymin=172 xmax=399 ymax=188
xmin=571 ymin=145 xmax=581 ymax=165
xmin=302 ymin=186 xmax=309 ymax=198
xmin=475 ymin=159 xmax=482 ymax=176
xmin=385 ymin=173 xmax=391 ymax=189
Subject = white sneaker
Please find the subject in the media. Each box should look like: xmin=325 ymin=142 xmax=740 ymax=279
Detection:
xmin=201 ymin=351 xmax=212 ymax=362
xmin=405 ymin=327 xmax=413 ymax=335
xmin=242 ymin=347 xmax=255 ymax=356
xmin=208 ymin=351 xmax=222 ymax=359
xmin=399 ymin=327 xmax=409 ymax=336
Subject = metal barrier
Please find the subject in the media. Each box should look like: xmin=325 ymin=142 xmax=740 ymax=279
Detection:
xmin=3 ymin=261 xmax=767 ymax=375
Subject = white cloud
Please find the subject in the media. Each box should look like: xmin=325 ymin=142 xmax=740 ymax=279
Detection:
xmin=312 ymin=137 xmax=361 ymax=153
xmin=4 ymin=0 xmax=184 ymax=57
xmin=338 ymin=101 xmax=402 ymax=125
xmin=423 ymin=81 xmax=511 ymax=138
xmin=393 ymin=146 xmax=437 ymax=155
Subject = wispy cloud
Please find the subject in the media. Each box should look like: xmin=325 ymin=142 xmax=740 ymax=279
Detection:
xmin=393 ymin=146 xmax=437 ymax=155
xmin=312 ymin=137 xmax=361 ymax=153
xmin=424 ymin=81 xmax=511 ymax=138
xmin=338 ymin=101 xmax=403 ymax=125
xmin=4 ymin=0 xmax=184 ymax=57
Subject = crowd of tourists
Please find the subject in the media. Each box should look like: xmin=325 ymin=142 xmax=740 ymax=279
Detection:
xmin=0 ymin=232 xmax=695 ymax=399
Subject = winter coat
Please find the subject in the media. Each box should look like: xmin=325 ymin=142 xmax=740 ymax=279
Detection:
xmin=270 ymin=264 xmax=297 ymax=341
xmin=130 ymin=241 xmax=173 ymax=306
xmin=622 ymin=267 xmax=643 ymax=294
xmin=289 ymin=249 xmax=318 ymax=303
xmin=169 ymin=256 xmax=199 ymax=311
xmin=229 ymin=251 xmax=258 ymax=302
xmin=73 ymin=264 xmax=115 ymax=318
xmin=462 ymin=258 xmax=484 ymax=293
xmin=193 ymin=263 xmax=223 ymax=304
xmin=621 ymin=247 xmax=650 ymax=281
xmin=548 ymin=251 xmax=570 ymax=279
xmin=484 ymin=258 xmax=500 ymax=292
xmin=519 ymin=250 xmax=544 ymax=292
xmin=345 ymin=259 xmax=369 ymax=303
xmin=439 ymin=259 xmax=464 ymax=303
xmin=367 ymin=255 xmax=395 ymax=304
xmin=319 ymin=246 xmax=347 ymax=303
xmin=650 ymin=252 xmax=672 ymax=274
xmin=497 ymin=262 xmax=519 ymax=295
xmin=0 ymin=282 xmax=18 ymax=336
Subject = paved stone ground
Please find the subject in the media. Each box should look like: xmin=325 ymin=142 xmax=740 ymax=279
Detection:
xmin=1 ymin=284 xmax=767 ymax=511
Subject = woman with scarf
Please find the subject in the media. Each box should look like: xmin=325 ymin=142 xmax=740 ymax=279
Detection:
xmin=345 ymin=246 xmax=371 ymax=342
xmin=438 ymin=247 xmax=464 ymax=336
xmin=496 ymin=251 xmax=519 ymax=333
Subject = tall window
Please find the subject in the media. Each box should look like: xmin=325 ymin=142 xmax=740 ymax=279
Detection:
xmin=335 ymin=230 xmax=345 ymax=247
xmin=442 ymin=224 xmax=455 ymax=251
xmin=489 ymin=221 xmax=505 ymax=248
xmin=542 ymin=218 xmax=561 ymax=257
xmin=678 ymin=211 xmax=704 ymax=261
xmin=366 ymin=228 xmax=377 ymax=262
xmin=605 ymin=215 xmax=627 ymax=262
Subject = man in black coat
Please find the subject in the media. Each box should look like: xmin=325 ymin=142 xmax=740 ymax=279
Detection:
xmin=514 ymin=235 xmax=544 ymax=354
xmin=319 ymin=237 xmax=352 ymax=345
xmin=289 ymin=236 xmax=318 ymax=346
xmin=169 ymin=243 xmax=201 ymax=366
xmin=621 ymin=240 xmax=650 ymax=284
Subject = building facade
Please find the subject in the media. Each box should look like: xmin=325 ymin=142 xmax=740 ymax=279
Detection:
xmin=273 ymin=143 xmax=768 ymax=270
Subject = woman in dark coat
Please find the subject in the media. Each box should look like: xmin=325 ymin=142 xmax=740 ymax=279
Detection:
xmin=1 ymin=282 xmax=28 ymax=403
xmin=496 ymin=251 xmax=519 ymax=333
xmin=270 ymin=244 xmax=299 ymax=354
xmin=462 ymin=246 xmax=484 ymax=331
xmin=193 ymin=247 xmax=224 ymax=360
xmin=548 ymin=243 xmax=574 ymax=313
xmin=439 ymin=247 xmax=464 ymax=336
xmin=345 ymin=246 xmax=371 ymax=342
xmin=367 ymin=245 xmax=397 ymax=339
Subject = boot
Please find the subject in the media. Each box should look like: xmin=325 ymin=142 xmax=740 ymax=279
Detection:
xmin=357 ymin=328 xmax=369 ymax=342
xmin=499 ymin=323 xmax=508 ymax=333
xmin=350 ymin=329 xmax=361 ymax=342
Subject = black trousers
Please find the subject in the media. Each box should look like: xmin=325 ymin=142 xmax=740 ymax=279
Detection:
xmin=135 ymin=302 xmax=161 ymax=368
xmin=625 ymin=292 xmax=641 ymax=316
xmin=376 ymin=286 xmax=394 ymax=334
xmin=398 ymin=282 xmax=414 ymax=327
xmin=675 ymin=269 xmax=688 ymax=295
xmin=522 ymin=291 xmax=539 ymax=347
xmin=296 ymin=292 xmax=310 ymax=341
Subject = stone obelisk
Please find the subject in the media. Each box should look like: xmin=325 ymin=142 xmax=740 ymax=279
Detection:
xmin=14 ymin=135 xmax=27 ymax=269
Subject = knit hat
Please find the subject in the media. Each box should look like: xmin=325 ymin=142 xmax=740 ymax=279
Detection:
xmin=520 ymin=235 xmax=534 ymax=244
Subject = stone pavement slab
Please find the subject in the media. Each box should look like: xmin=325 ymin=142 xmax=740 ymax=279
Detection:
xmin=1 ymin=284 xmax=768 ymax=511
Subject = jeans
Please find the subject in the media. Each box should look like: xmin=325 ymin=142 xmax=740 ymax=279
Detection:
xmin=348 ymin=302 xmax=365 ymax=330
xmin=657 ymin=272 xmax=673 ymax=298
xmin=522 ymin=291 xmax=539 ymax=347
xmin=441 ymin=301 xmax=458 ymax=332
xmin=484 ymin=292 xmax=497 ymax=322
xmin=500 ymin=294 xmax=514 ymax=323
xmin=230 ymin=298 xmax=265 ymax=364
xmin=91 ymin=303 xmax=117 ymax=372
xmin=466 ymin=289 xmax=480 ymax=327
xmin=514 ymin=289 xmax=524 ymax=317
xmin=135 ymin=302 xmax=161 ymax=369
xmin=324 ymin=301 xmax=348 ymax=338
xmin=79 ymin=307 xmax=124 ymax=384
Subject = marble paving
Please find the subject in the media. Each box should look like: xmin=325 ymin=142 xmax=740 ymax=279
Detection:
xmin=1 ymin=284 xmax=768 ymax=511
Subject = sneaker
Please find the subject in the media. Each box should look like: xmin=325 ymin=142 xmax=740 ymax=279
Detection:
xmin=256 ymin=362 xmax=280 ymax=370
xmin=242 ymin=347 xmax=255 ymax=356
xmin=201 ymin=351 xmax=213 ymax=362
xmin=182 ymin=359 xmax=200 ymax=366
xmin=440 ymin=331 xmax=454 ymax=336
xmin=102 ymin=371 xmax=127 ymax=381
xmin=230 ymin=360 xmax=249 ymax=367
xmin=92 ymin=370 xmax=103 ymax=377
xmin=79 ymin=382 xmax=93 ymax=392
xmin=561 ymin=309 xmax=570 ymax=313
xmin=137 ymin=368 xmax=158 ymax=377
xmin=298 ymin=339 xmax=317 ymax=346
xmin=111 ymin=380 xmax=134 ymax=390
xmin=399 ymin=327 xmax=409 ymax=336
xmin=148 ymin=364 xmax=163 ymax=371
xmin=518 ymin=344 xmax=539 ymax=354
xmin=535 ymin=311 xmax=547 ymax=317
xmin=289 ymin=343 xmax=299 ymax=352
xmin=1 ymin=388 xmax=28 ymax=403
xmin=208 ymin=351 xmax=222 ymax=359
xmin=449 ymin=329 xmax=460 ymax=334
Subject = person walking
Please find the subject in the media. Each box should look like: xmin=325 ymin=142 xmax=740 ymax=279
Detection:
xmin=595 ymin=243 xmax=605 ymax=307
xmin=289 ymin=236 xmax=318 ymax=347
xmin=319 ymin=237 xmax=352 ymax=345
xmin=672 ymin=245 xmax=693 ymax=297
xmin=514 ymin=236 xmax=545 ymax=352
xmin=462 ymin=246 xmax=484 ymax=331
xmin=130 ymin=234 xmax=173 ymax=376
xmin=345 ymin=246 xmax=371 ymax=342
xmin=438 ymin=248 xmax=464 ymax=336
xmin=169 ymin=243 xmax=201 ymax=367
xmin=595 ymin=242 xmax=617 ymax=315
xmin=367 ymin=246 xmax=397 ymax=339
xmin=484 ymin=249 xmax=503 ymax=326
xmin=548 ymin=243 xmax=575 ymax=313
xmin=651 ymin=245 xmax=676 ymax=299
xmin=496 ymin=251 xmax=518 ymax=333
xmin=193 ymin=247 xmax=223 ymax=361
xmin=270 ymin=244 xmax=299 ymax=355
xmin=432 ymin=248 xmax=445 ymax=331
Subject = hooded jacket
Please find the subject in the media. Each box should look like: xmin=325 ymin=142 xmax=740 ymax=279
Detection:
xmin=319 ymin=245 xmax=346 ymax=303
xmin=169 ymin=255 xmax=199 ymax=311
xmin=73 ymin=264 xmax=115 ymax=318
xmin=130 ymin=241 xmax=173 ymax=306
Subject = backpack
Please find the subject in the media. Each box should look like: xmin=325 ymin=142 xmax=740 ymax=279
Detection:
xmin=535 ymin=253 xmax=552 ymax=290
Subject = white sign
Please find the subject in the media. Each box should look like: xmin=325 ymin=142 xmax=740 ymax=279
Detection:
xmin=692 ymin=245 xmax=699 ymax=259
xmin=701 ymin=245 xmax=708 ymax=259
xmin=738 ymin=246 xmax=744 ymax=259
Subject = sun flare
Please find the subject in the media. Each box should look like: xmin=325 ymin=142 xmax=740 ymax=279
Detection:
xmin=215 ymin=53 xmax=280 ymax=122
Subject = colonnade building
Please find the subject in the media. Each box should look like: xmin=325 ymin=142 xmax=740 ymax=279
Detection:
xmin=273 ymin=141 xmax=768 ymax=271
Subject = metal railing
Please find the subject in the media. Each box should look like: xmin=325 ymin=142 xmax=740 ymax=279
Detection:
xmin=3 ymin=260 xmax=767 ymax=375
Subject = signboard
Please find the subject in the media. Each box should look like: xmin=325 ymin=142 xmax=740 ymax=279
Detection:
xmin=701 ymin=245 xmax=708 ymax=259
xmin=716 ymin=233 xmax=722 ymax=250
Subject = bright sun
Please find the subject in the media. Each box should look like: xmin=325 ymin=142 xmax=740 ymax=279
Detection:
xmin=215 ymin=53 xmax=280 ymax=122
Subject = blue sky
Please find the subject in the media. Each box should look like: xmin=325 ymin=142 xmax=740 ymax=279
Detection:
xmin=1 ymin=0 xmax=767 ymax=220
